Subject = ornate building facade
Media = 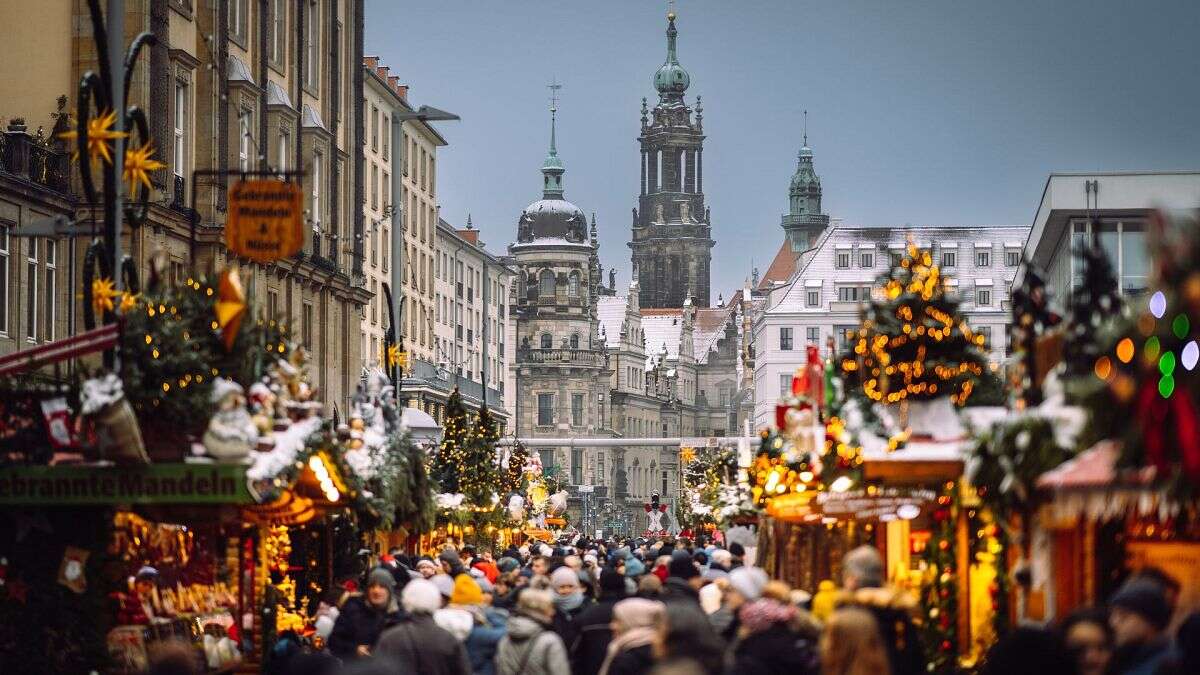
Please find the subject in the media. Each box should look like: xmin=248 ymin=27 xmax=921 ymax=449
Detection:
xmin=629 ymin=11 xmax=714 ymax=310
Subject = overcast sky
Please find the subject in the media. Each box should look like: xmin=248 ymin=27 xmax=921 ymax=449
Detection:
xmin=364 ymin=0 xmax=1200 ymax=299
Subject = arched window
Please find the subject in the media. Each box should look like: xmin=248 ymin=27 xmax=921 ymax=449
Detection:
xmin=568 ymin=272 xmax=580 ymax=297
xmin=540 ymin=333 xmax=552 ymax=349
xmin=539 ymin=269 xmax=556 ymax=296
xmin=570 ymin=333 xmax=580 ymax=349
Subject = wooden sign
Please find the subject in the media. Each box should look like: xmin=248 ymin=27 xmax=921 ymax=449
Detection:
xmin=226 ymin=179 xmax=304 ymax=262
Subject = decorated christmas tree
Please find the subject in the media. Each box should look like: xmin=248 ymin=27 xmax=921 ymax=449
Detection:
xmin=499 ymin=441 xmax=530 ymax=496
xmin=460 ymin=407 xmax=501 ymax=508
xmin=839 ymin=244 xmax=988 ymax=407
xmin=432 ymin=388 xmax=470 ymax=495
xmin=1062 ymin=229 xmax=1123 ymax=380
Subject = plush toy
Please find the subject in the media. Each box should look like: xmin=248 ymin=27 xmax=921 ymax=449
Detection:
xmin=202 ymin=378 xmax=258 ymax=461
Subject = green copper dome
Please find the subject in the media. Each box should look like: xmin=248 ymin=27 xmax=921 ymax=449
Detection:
xmin=653 ymin=13 xmax=690 ymax=96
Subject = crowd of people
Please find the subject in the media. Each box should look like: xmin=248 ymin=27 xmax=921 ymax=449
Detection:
xmin=145 ymin=534 xmax=1198 ymax=675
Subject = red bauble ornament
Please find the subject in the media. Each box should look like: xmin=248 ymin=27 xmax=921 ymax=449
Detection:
xmin=941 ymin=640 xmax=953 ymax=652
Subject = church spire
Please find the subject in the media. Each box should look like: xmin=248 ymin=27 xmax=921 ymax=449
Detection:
xmin=653 ymin=7 xmax=690 ymax=99
xmin=541 ymin=79 xmax=565 ymax=199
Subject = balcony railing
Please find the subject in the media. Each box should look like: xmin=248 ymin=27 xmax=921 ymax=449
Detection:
xmin=1 ymin=122 xmax=70 ymax=193
xmin=518 ymin=348 xmax=607 ymax=368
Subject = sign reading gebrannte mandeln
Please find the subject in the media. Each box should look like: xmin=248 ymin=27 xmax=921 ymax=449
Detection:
xmin=0 ymin=464 xmax=253 ymax=505
xmin=226 ymin=179 xmax=305 ymax=262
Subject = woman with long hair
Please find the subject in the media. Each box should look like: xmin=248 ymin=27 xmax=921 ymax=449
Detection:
xmin=820 ymin=607 xmax=892 ymax=675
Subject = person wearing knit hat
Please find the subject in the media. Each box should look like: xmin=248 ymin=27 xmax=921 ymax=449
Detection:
xmin=449 ymin=574 xmax=484 ymax=606
xmin=433 ymin=572 xmax=508 ymax=675
xmin=662 ymin=552 xmax=705 ymax=606
xmin=710 ymin=566 xmax=768 ymax=642
xmin=439 ymin=547 xmax=466 ymax=577
xmin=376 ymin=578 xmax=472 ymax=674
xmin=415 ymin=556 xmax=439 ymax=579
xmin=1108 ymin=579 xmax=1173 ymax=675
xmin=548 ymin=564 xmax=592 ymax=647
xmin=597 ymin=598 xmax=666 ymax=675
xmin=623 ymin=556 xmax=646 ymax=578
xmin=496 ymin=556 xmax=520 ymax=575
xmin=570 ymin=566 xmax=632 ymax=675
xmin=728 ymin=542 xmax=746 ymax=569
xmin=326 ymin=566 xmax=403 ymax=660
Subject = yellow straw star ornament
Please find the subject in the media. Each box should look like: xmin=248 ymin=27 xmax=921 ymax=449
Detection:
xmin=123 ymin=142 xmax=166 ymax=192
xmin=58 ymin=110 xmax=127 ymax=165
xmin=91 ymin=277 xmax=118 ymax=315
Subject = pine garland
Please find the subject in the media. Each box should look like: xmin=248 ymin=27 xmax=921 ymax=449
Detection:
xmin=920 ymin=481 xmax=960 ymax=673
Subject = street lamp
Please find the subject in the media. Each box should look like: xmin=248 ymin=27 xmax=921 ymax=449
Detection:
xmin=387 ymin=105 xmax=459 ymax=401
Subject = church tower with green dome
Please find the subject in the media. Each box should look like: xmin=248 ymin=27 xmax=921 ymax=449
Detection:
xmin=781 ymin=121 xmax=830 ymax=251
xmin=629 ymin=9 xmax=714 ymax=309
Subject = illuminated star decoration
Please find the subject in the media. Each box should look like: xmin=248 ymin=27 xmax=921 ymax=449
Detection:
xmin=58 ymin=109 xmax=127 ymax=165
xmin=680 ymin=447 xmax=696 ymax=464
xmin=214 ymin=267 xmax=247 ymax=351
xmin=123 ymin=142 xmax=166 ymax=193
xmin=118 ymin=290 xmax=140 ymax=314
xmin=383 ymin=343 xmax=407 ymax=370
xmin=91 ymin=277 xmax=117 ymax=316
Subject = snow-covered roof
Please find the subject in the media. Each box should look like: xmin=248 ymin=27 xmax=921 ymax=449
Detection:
xmin=597 ymin=296 xmax=628 ymax=349
xmin=267 ymin=80 xmax=293 ymax=108
xmin=301 ymin=104 xmax=326 ymax=130
xmin=227 ymin=55 xmax=255 ymax=84
xmin=642 ymin=310 xmax=683 ymax=370
xmin=692 ymin=306 xmax=734 ymax=365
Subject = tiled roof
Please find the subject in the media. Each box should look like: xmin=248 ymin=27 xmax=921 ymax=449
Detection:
xmin=758 ymin=241 xmax=800 ymax=290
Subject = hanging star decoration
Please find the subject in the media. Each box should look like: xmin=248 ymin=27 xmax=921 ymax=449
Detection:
xmin=214 ymin=267 xmax=247 ymax=351
xmin=58 ymin=109 xmax=127 ymax=165
xmin=118 ymin=290 xmax=140 ymax=314
xmin=383 ymin=343 xmax=407 ymax=371
xmin=680 ymin=447 xmax=696 ymax=464
xmin=91 ymin=277 xmax=118 ymax=315
xmin=123 ymin=142 xmax=166 ymax=192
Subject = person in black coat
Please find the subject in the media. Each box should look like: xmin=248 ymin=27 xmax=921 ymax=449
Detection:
xmin=571 ymin=567 xmax=629 ymax=675
xmin=839 ymin=546 xmax=924 ymax=675
xmin=327 ymin=567 xmax=405 ymax=660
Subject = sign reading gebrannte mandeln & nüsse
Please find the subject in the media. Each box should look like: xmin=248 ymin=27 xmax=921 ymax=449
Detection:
xmin=0 ymin=464 xmax=253 ymax=505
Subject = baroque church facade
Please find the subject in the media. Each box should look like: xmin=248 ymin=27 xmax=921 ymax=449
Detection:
xmin=507 ymin=11 xmax=754 ymax=536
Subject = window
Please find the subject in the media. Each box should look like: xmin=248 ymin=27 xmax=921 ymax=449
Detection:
xmin=237 ymin=110 xmax=251 ymax=171
xmin=267 ymin=289 xmax=279 ymax=319
xmin=568 ymin=272 xmax=580 ymax=297
xmin=302 ymin=302 xmax=313 ymax=347
xmin=277 ymin=129 xmax=289 ymax=172
xmin=43 ymin=240 xmax=55 ymax=341
xmin=572 ymin=393 xmax=584 ymax=426
xmin=806 ymin=289 xmax=819 ymax=307
xmin=370 ymin=164 xmax=378 ymax=210
xmin=382 ymin=171 xmax=390 ymax=213
xmin=837 ymin=286 xmax=870 ymax=302
xmin=779 ymin=373 xmax=791 ymax=396
xmin=369 ymin=279 xmax=377 ymax=323
xmin=270 ymin=0 xmax=286 ymax=65
xmin=0 ymin=224 xmax=8 ymax=335
xmin=305 ymin=0 xmax=320 ymax=90
xmin=976 ymin=249 xmax=991 ymax=267
xmin=311 ymin=151 xmax=322 ymax=235
xmin=370 ymin=105 xmax=378 ymax=152
xmin=860 ymin=251 xmax=874 ymax=268
xmin=807 ymin=326 xmax=820 ymax=344
xmin=836 ymin=325 xmax=857 ymax=350
xmin=1005 ymin=250 xmax=1020 ymax=267
xmin=229 ymin=0 xmax=248 ymax=45
xmin=539 ymin=270 xmax=555 ymax=296
xmin=381 ymin=226 xmax=389 ymax=271
xmin=540 ymin=333 xmax=552 ymax=349
xmin=382 ymin=116 xmax=389 ymax=159
xmin=779 ymin=326 xmax=793 ymax=351
xmin=835 ymin=251 xmax=850 ymax=269
xmin=572 ymin=448 xmax=583 ymax=484
xmin=978 ymin=325 xmax=992 ymax=348
xmin=976 ymin=288 xmax=992 ymax=306
xmin=537 ymin=393 xmax=554 ymax=426
xmin=24 ymin=239 xmax=37 ymax=342
xmin=570 ymin=333 xmax=579 ymax=349
xmin=173 ymin=79 xmax=187 ymax=177
xmin=942 ymin=251 xmax=956 ymax=268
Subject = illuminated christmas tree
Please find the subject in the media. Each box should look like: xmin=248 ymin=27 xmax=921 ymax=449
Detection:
xmin=460 ymin=407 xmax=501 ymax=508
xmin=920 ymin=481 xmax=960 ymax=673
xmin=432 ymin=388 xmax=469 ymax=494
xmin=499 ymin=441 xmax=530 ymax=495
xmin=1062 ymin=230 xmax=1123 ymax=380
xmin=840 ymin=244 xmax=988 ymax=407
